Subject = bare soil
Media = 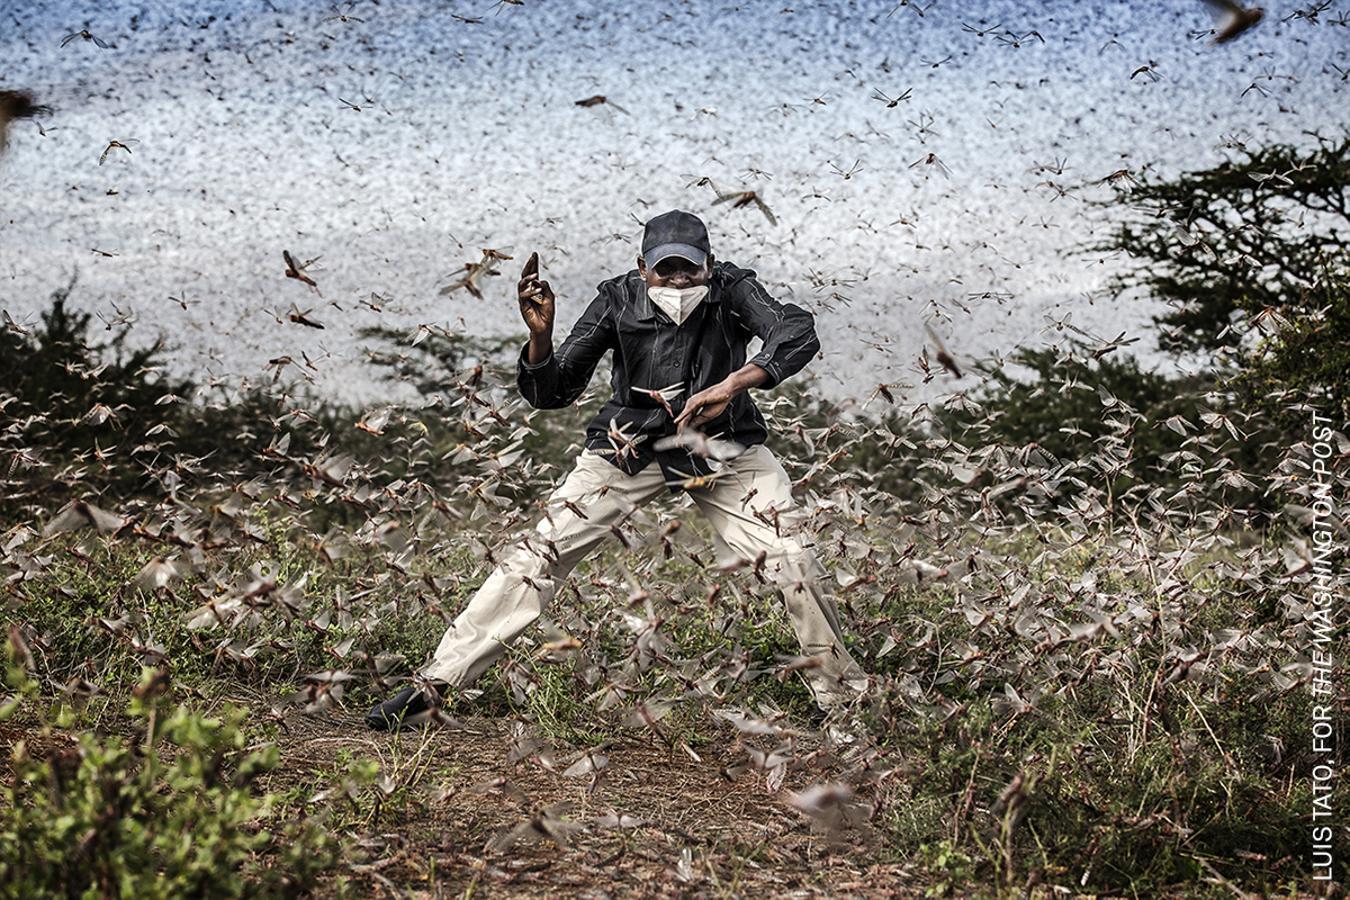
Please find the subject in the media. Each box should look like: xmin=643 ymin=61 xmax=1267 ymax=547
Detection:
xmin=277 ymin=711 xmax=921 ymax=898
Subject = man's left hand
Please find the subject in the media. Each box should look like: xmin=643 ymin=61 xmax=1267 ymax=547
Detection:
xmin=673 ymin=381 xmax=738 ymax=432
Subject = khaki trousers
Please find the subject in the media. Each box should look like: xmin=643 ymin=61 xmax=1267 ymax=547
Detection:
xmin=419 ymin=443 xmax=870 ymax=711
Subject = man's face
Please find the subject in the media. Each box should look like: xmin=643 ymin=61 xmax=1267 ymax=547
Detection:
xmin=638 ymin=252 xmax=715 ymax=290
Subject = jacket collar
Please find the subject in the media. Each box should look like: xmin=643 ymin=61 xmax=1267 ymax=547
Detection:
xmin=629 ymin=264 xmax=726 ymax=322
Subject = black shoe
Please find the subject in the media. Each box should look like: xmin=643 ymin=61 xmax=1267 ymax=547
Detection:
xmin=805 ymin=705 xmax=831 ymax=730
xmin=365 ymin=680 xmax=449 ymax=731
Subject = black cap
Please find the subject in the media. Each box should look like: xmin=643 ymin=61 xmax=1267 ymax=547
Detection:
xmin=641 ymin=209 xmax=710 ymax=269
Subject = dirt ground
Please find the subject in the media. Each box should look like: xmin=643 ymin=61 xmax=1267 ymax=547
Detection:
xmin=278 ymin=711 xmax=921 ymax=899
xmin=1 ymin=702 xmax=923 ymax=897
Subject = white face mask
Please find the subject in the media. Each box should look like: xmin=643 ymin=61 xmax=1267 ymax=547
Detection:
xmin=647 ymin=283 xmax=709 ymax=325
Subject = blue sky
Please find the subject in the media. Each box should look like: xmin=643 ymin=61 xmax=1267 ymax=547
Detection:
xmin=2 ymin=0 xmax=1346 ymax=406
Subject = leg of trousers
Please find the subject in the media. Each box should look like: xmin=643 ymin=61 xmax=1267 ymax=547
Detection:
xmin=685 ymin=444 xmax=870 ymax=709
xmin=419 ymin=447 xmax=669 ymax=689
xmin=419 ymin=443 xmax=870 ymax=710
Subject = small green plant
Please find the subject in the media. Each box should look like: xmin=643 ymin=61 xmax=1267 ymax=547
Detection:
xmin=0 ymin=656 xmax=340 ymax=898
xmin=919 ymin=838 xmax=976 ymax=897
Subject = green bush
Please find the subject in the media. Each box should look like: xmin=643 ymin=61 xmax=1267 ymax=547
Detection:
xmin=0 ymin=660 xmax=339 ymax=898
xmin=1235 ymin=257 xmax=1350 ymax=426
xmin=0 ymin=279 xmax=347 ymax=520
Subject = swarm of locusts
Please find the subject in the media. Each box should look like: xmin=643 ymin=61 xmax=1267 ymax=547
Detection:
xmin=2 ymin=321 xmax=1343 ymax=886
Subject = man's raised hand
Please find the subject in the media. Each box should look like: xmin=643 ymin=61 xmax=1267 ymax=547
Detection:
xmin=518 ymin=251 xmax=556 ymax=336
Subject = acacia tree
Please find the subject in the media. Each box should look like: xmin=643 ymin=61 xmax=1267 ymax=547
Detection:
xmin=1095 ymin=135 xmax=1350 ymax=422
xmin=1093 ymin=134 xmax=1348 ymax=362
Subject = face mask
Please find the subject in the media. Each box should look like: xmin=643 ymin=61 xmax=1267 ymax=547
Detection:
xmin=647 ymin=283 xmax=708 ymax=325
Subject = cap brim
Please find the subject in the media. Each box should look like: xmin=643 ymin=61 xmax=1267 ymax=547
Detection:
xmin=645 ymin=243 xmax=708 ymax=269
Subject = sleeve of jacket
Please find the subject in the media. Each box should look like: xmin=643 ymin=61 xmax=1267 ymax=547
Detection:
xmin=516 ymin=283 xmax=616 ymax=409
xmin=726 ymin=271 xmax=821 ymax=390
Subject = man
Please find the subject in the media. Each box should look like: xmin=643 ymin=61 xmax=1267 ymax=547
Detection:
xmin=366 ymin=209 xmax=870 ymax=730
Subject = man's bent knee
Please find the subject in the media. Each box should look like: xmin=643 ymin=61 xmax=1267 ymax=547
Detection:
xmin=763 ymin=540 xmax=824 ymax=583
xmin=499 ymin=539 xmax=552 ymax=581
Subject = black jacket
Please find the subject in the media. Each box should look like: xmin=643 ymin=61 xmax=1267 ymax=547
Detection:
xmin=516 ymin=260 xmax=820 ymax=492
